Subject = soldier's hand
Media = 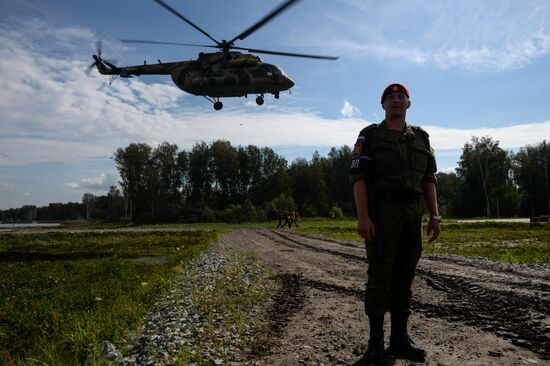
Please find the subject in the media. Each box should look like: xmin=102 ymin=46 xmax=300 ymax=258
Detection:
xmin=357 ymin=216 xmax=375 ymax=241
xmin=427 ymin=218 xmax=441 ymax=242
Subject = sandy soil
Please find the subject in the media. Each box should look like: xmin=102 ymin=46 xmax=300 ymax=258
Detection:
xmin=220 ymin=228 xmax=550 ymax=366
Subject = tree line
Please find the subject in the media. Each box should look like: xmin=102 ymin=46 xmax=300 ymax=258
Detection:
xmin=111 ymin=140 xmax=352 ymax=224
xmin=438 ymin=138 xmax=549 ymax=218
xmin=1 ymin=137 xmax=548 ymax=223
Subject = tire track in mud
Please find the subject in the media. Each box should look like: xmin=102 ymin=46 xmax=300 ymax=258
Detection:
xmin=278 ymin=230 xmax=550 ymax=293
xmin=423 ymin=255 xmax=550 ymax=291
xmin=417 ymin=269 xmax=550 ymax=360
xmin=261 ymin=230 xmax=367 ymax=263
xmin=257 ymin=229 xmax=550 ymax=360
xmin=248 ymin=273 xmax=307 ymax=357
xmin=278 ymin=230 xmax=550 ymax=292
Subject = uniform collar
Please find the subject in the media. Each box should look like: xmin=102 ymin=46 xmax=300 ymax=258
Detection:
xmin=379 ymin=120 xmax=416 ymax=141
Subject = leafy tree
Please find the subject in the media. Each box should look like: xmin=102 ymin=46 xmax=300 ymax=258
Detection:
xmin=188 ymin=142 xmax=214 ymax=208
xmin=265 ymin=193 xmax=296 ymax=219
xmin=455 ymin=136 xmax=518 ymax=217
xmin=114 ymin=143 xmax=153 ymax=223
xmin=435 ymin=172 xmax=459 ymax=217
xmin=325 ymin=146 xmax=354 ymax=215
xmin=289 ymin=152 xmax=328 ymax=217
xmin=236 ymin=145 xmax=262 ymax=203
xmin=210 ymin=140 xmax=239 ymax=208
xmin=152 ymin=142 xmax=180 ymax=222
xmin=513 ymin=140 xmax=550 ymax=216
xmin=104 ymin=186 xmax=125 ymax=222
xmin=82 ymin=193 xmax=95 ymax=220
xmin=259 ymin=147 xmax=290 ymax=204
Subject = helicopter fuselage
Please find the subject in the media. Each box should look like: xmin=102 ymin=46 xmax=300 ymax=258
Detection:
xmin=171 ymin=53 xmax=294 ymax=98
xmin=96 ymin=51 xmax=294 ymax=99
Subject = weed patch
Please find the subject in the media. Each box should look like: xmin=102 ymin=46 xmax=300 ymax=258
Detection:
xmin=0 ymin=230 xmax=216 ymax=365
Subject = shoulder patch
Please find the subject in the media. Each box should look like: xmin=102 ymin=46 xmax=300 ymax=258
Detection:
xmin=352 ymin=136 xmax=365 ymax=158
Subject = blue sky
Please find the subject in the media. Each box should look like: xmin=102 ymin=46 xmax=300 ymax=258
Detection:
xmin=1 ymin=0 xmax=549 ymax=210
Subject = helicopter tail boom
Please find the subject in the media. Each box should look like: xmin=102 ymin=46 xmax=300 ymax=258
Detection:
xmin=92 ymin=55 xmax=189 ymax=78
xmin=93 ymin=55 xmax=119 ymax=75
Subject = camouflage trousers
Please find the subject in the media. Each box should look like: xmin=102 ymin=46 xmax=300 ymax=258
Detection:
xmin=364 ymin=194 xmax=424 ymax=316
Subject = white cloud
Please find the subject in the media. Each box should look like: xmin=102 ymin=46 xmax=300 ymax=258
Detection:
xmin=23 ymin=192 xmax=31 ymax=197
xmin=310 ymin=0 xmax=550 ymax=71
xmin=340 ymin=100 xmax=361 ymax=118
xmin=438 ymin=166 xmax=458 ymax=174
xmin=425 ymin=122 xmax=550 ymax=151
xmin=66 ymin=172 xmax=118 ymax=192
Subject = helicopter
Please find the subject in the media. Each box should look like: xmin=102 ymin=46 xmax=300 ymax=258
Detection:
xmin=87 ymin=0 xmax=338 ymax=110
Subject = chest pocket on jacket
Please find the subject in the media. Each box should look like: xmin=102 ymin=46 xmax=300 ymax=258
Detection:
xmin=409 ymin=141 xmax=429 ymax=173
xmin=371 ymin=141 xmax=399 ymax=175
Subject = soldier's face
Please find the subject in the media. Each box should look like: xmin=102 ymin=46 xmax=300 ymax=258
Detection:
xmin=382 ymin=92 xmax=410 ymax=118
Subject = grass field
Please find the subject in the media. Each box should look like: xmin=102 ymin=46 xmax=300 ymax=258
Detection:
xmin=0 ymin=229 xmax=217 ymax=365
xmin=295 ymin=218 xmax=550 ymax=264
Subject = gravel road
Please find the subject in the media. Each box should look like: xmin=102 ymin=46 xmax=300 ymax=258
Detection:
xmin=221 ymin=228 xmax=550 ymax=366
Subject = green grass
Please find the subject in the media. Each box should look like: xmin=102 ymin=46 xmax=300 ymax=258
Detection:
xmin=295 ymin=218 xmax=550 ymax=264
xmin=424 ymin=222 xmax=550 ymax=263
xmin=0 ymin=230 xmax=216 ymax=365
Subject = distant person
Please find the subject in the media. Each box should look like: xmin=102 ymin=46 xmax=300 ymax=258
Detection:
xmin=349 ymin=83 xmax=441 ymax=363
xmin=276 ymin=211 xmax=285 ymax=228
xmin=288 ymin=209 xmax=299 ymax=228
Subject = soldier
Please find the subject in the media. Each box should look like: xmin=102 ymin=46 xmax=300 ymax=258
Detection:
xmin=349 ymin=83 xmax=441 ymax=363
xmin=276 ymin=211 xmax=285 ymax=228
xmin=288 ymin=209 xmax=299 ymax=228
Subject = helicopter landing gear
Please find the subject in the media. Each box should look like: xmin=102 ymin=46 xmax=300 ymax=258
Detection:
xmin=203 ymin=95 xmax=223 ymax=110
xmin=256 ymin=95 xmax=264 ymax=105
xmin=274 ymin=92 xmax=280 ymax=99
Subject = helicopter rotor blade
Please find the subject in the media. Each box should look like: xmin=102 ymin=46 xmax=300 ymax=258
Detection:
xmin=229 ymin=0 xmax=299 ymax=44
xmin=231 ymin=46 xmax=338 ymax=60
xmin=86 ymin=41 xmax=105 ymax=76
xmin=85 ymin=61 xmax=96 ymax=76
xmin=120 ymin=39 xmax=218 ymax=49
xmin=153 ymin=0 xmax=220 ymax=46
xmin=96 ymin=41 xmax=103 ymax=58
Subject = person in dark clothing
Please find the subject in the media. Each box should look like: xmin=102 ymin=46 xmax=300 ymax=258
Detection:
xmin=288 ymin=209 xmax=298 ymax=228
xmin=276 ymin=211 xmax=285 ymax=228
xmin=349 ymin=83 xmax=441 ymax=363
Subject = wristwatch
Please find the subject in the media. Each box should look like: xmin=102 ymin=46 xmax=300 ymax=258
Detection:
xmin=430 ymin=215 xmax=442 ymax=222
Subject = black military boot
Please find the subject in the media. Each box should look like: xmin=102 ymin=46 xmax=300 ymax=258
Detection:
xmin=388 ymin=312 xmax=426 ymax=362
xmin=365 ymin=314 xmax=386 ymax=364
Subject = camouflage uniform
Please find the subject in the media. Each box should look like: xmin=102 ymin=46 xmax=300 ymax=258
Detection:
xmin=349 ymin=120 xmax=437 ymax=316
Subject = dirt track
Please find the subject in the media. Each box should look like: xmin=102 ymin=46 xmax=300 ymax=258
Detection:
xmin=221 ymin=228 xmax=550 ymax=366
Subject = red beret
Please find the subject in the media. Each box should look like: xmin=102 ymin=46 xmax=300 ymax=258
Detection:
xmin=381 ymin=83 xmax=410 ymax=103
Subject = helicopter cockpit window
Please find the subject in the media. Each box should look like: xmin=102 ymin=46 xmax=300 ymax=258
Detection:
xmin=266 ymin=66 xmax=274 ymax=76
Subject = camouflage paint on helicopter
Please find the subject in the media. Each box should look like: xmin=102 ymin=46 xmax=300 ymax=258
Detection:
xmin=173 ymin=52 xmax=294 ymax=98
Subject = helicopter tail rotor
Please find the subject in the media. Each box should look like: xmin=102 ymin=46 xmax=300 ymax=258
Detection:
xmin=85 ymin=41 xmax=120 ymax=76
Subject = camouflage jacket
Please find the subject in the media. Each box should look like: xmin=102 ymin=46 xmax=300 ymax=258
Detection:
xmin=349 ymin=121 xmax=437 ymax=194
